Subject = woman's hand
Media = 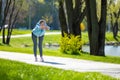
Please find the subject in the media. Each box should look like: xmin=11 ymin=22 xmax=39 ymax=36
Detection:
xmin=40 ymin=26 xmax=45 ymax=29
xmin=44 ymin=26 xmax=49 ymax=30
xmin=40 ymin=26 xmax=49 ymax=30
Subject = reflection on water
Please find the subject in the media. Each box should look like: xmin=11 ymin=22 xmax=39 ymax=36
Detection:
xmin=82 ymin=46 xmax=120 ymax=57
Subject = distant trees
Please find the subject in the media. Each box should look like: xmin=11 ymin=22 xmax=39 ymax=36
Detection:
xmin=0 ymin=0 xmax=23 ymax=44
xmin=59 ymin=0 xmax=86 ymax=37
xmin=0 ymin=0 xmax=61 ymax=44
xmin=108 ymin=0 xmax=120 ymax=40
xmin=26 ymin=0 xmax=60 ymax=30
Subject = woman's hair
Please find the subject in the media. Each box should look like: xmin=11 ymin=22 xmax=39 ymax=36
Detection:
xmin=39 ymin=19 xmax=46 ymax=24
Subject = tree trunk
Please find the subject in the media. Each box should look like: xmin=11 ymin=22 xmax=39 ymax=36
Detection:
xmin=2 ymin=27 xmax=5 ymax=43
xmin=112 ymin=9 xmax=120 ymax=40
xmin=1 ymin=0 xmax=22 ymax=44
xmin=87 ymin=0 xmax=99 ymax=55
xmin=98 ymin=0 xmax=107 ymax=56
xmin=0 ymin=0 xmax=2 ymax=27
xmin=64 ymin=0 xmax=73 ymax=34
xmin=6 ymin=0 xmax=23 ymax=44
xmin=59 ymin=0 xmax=68 ymax=37
xmin=59 ymin=0 xmax=86 ymax=37
xmin=85 ymin=0 xmax=93 ymax=54
xmin=1 ymin=0 xmax=11 ymax=44
xmin=113 ymin=20 xmax=119 ymax=41
xmin=6 ymin=0 xmax=15 ymax=44
xmin=72 ymin=0 xmax=82 ymax=36
xmin=85 ymin=0 xmax=107 ymax=56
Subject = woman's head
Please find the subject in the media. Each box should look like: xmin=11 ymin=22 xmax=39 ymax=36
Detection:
xmin=39 ymin=20 xmax=46 ymax=26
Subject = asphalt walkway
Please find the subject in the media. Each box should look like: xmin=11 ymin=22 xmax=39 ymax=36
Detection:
xmin=0 ymin=32 xmax=61 ymax=38
xmin=0 ymin=51 xmax=120 ymax=79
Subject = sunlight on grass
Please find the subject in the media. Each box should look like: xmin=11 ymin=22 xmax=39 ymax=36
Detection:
xmin=0 ymin=58 xmax=117 ymax=80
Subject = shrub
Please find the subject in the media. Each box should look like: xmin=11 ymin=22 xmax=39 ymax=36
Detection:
xmin=60 ymin=33 xmax=83 ymax=55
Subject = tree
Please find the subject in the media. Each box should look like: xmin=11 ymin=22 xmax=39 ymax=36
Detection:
xmin=85 ymin=0 xmax=107 ymax=56
xmin=0 ymin=0 xmax=2 ymax=26
xmin=108 ymin=0 xmax=120 ymax=40
xmin=0 ymin=0 xmax=23 ymax=44
xmin=59 ymin=0 xmax=68 ymax=36
xmin=59 ymin=0 xmax=86 ymax=37
xmin=1 ymin=0 xmax=12 ymax=44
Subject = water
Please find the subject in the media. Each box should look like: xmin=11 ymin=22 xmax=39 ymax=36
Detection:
xmin=44 ymin=45 xmax=120 ymax=57
xmin=82 ymin=46 xmax=120 ymax=57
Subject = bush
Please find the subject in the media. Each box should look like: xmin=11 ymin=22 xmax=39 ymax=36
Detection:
xmin=60 ymin=33 xmax=83 ymax=55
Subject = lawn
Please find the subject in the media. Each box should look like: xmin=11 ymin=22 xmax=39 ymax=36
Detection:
xmin=0 ymin=29 xmax=60 ymax=36
xmin=0 ymin=34 xmax=120 ymax=64
xmin=0 ymin=29 xmax=120 ymax=43
xmin=0 ymin=58 xmax=118 ymax=80
xmin=0 ymin=29 xmax=31 ymax=36
xmin=0 ymin=30 xmax=120 ymax=64
xmin=82 ymin=32 xmax=120 ymax=44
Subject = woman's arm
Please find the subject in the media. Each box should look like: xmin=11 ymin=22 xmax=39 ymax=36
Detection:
xmin=40 ymin=26 xmax=46 ymax=30
xmin=45 ymin=26 xmax=50 ymax=30
xmin=40 ymin=25 xmax=50 ymax=30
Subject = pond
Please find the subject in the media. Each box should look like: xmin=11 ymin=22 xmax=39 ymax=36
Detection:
xmin=44 ymin=44 xmax=120 ymax=57
xmin=82 ymin=45 xmax=120 ymax=57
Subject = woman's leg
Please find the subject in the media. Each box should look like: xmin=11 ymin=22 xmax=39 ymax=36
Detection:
xmin=38 ymin=36 xmax=44 ymax=61
xmin=32 ymin=33 xmax=37 ymax=60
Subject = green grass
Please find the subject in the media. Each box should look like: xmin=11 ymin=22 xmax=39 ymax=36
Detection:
xmin=0 ymin=29 xmax=60 ymax=36
xmin=0 ymin=29 xmax=119 ymax=43
xmin=0 ymin=31 xmax=120 ymax=64
xmin=0 ymin=35 xmax=120 ymax=64
xmin=0 ymin=58 xmax=118 ymax=80
xmin=105 ymin=32 xmax=120 ymax=42
xmin=0 ymin=29 xmax=31 ymax=36
xmin=82 ymin=32 xmax=120 ymax=44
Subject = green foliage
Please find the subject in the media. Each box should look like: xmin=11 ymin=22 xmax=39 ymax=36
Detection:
xmin=60 ymin=33 xmax=83 ymax=55
xmin=0 ymin=29 xmax=31 ymax=36
xmin=42 ymin=13 xmax=53 ymax=24
xmin=38 ymin=0 xmax=45 ymax=4
xmin=0 ymin=59 xmax=117 ymax=80
xmin=107 ymin=0 xmax=120 ymax=29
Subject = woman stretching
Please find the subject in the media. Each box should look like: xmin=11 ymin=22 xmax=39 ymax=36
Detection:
xmin=32 ymin=20 xmax=50 ymax=62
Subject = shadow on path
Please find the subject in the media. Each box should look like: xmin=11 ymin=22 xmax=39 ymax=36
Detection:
xmin=43 ymin=61 xmax=65 ymax=65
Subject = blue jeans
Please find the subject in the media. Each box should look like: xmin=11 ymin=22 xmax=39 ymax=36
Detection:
xmin=32 ymin=33 xmax=44 ymax=57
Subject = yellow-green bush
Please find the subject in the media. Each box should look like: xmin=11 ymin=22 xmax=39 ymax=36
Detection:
xmin=60 ymin=33 xmax=83 ymax=55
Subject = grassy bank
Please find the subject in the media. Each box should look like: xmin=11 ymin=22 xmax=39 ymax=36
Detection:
xmin=0 ymin=58 xmax=117 ymax=80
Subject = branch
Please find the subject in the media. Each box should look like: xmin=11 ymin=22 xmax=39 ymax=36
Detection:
xmin=10 ymin=1 xmax=23 ymax=35
xmin=117 ymin=8 xmax=120 ymax=19
xmin=7 ymin=0 xmax=16 ymax=39
xmin=76 ymin=7 xmax=87 ymax=23
xmin=0 ymin=0 xmax=12 ymax=32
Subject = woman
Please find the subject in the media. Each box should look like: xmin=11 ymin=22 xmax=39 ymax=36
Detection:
xmin=32 ymin=20 xmax=50 ymax=62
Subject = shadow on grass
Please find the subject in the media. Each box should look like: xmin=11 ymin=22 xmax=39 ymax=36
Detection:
xmin=0 ymin=43 xmax=11 ymax=46
xmin=0 ymin=43 xmax=3 ymax=46
xmin=43 ymin=61 xmax=65 ymax=65
xmin=81 ymin=51 xmax=89 ymax=54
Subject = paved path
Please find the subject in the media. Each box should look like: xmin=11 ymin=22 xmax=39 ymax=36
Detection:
xmin=0 ymin=51 xmax=120 ymax=79
xmin=0 ymin=32 xmax=61 ymax=38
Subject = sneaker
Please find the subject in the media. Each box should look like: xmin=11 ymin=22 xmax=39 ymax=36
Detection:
xmin=35 ymin=57 xmax=37 ymax=62
xmin=40 ymin=57 xmax=44 ymax=62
